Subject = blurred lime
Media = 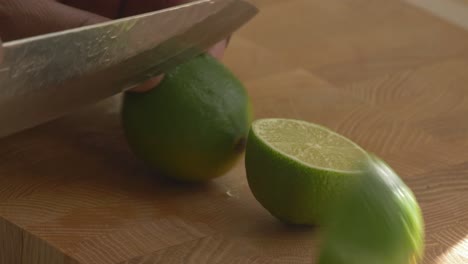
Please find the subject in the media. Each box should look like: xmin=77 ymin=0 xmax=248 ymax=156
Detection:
xmin=121 ymin=54 xmax=252 ymax=182
xmin=245 ymin=118 xmax=369 ymax=225
xmin=318 ymin=155 xmax=425 ymax=264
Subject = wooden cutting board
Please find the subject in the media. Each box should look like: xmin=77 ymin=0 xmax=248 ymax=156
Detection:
xmin=1 ymin=0 xmax=467 ymax=263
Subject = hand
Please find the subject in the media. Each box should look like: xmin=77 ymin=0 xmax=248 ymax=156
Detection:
xmin=0 ymin=0 xmax=229 ymax=92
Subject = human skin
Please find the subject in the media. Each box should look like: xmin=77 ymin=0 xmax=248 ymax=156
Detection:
xmin=0 ymin=0 xmax=228 ymax=92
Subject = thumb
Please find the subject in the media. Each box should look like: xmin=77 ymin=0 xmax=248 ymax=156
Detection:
xmin=0 ymin=0 xmax=108 ymax=41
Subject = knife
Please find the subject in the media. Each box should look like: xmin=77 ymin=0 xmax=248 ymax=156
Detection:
xmin=0 ymin=0 xmax=258 ymax=138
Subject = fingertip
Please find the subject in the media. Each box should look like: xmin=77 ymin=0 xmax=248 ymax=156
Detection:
xmin=126 ymin=38 xmax=230 ymax=93
xmin=208 ymin=39 xmax=229 ymax=59
xmin=128 ymin=75 xmax=164 ymax=93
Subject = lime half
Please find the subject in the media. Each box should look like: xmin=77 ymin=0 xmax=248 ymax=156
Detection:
xmin=317 ymin=155 xmax=425 ymax=264
xmin=245 ymin=118 xmax=369 ymax=225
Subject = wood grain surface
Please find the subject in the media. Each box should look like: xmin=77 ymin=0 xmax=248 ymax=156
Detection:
xmin=1 ymin=0 xmax=468 ymax=263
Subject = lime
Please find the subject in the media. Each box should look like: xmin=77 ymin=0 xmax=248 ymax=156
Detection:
xmin=121 ymin=54 xmax=252 ymax=182
xmin=318 ymin=155 xmax=424 ymax=264
xmin=245 ymin=118 xmax=369 ymax=225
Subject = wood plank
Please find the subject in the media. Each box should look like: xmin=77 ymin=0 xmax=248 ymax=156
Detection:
xmin=339 ymin=59 xmax=468 ymax=144
xmin=405 ymin=0 xmax=468 ymax=30
xmin=238 ymin=0 xmax=468 ymax=85
xmin=223 ymin=36 xmax=294 ymax=82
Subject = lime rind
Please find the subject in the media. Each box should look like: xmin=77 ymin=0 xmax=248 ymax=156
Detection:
xmin=121 ymin=54 xmax=252 ymax=181
xmin=317 ymin=155 xmax=425 ymax=264
xmin=245 ymin=118 xmax=424 ymax=261
xmin=245 ymin=118 xmax=368 ymax=225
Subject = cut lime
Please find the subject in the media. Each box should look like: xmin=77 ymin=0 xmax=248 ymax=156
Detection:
xmin=318 ymin=155 xmax=425 ymax=264
xmin=245 ymin=118 xmax=369 ymax=225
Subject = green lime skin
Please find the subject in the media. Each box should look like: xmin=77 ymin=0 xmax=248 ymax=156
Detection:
xmin=318 ymin=155 xmax=425 ymax=264
xmin=121 ymin=54 xmax=253 ymax=182
xmin=245 ymin=119 xmax=366 ymax=226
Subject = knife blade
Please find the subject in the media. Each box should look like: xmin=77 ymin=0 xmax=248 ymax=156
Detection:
xmin=0 ymin=0 xmax=258 ymax=138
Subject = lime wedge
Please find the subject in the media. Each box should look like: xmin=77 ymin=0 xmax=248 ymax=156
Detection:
xmin=318 ymin=155 xmax=425 ymax=264
xmin=245 ymin=118 xmax=369 ymax=225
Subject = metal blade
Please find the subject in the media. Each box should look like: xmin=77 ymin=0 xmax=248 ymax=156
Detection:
xmin=0 ymin=0 xmax=258 ymax=138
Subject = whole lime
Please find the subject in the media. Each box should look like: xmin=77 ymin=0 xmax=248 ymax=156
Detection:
xmin=121 ymin=54 xmax=252 ymax=182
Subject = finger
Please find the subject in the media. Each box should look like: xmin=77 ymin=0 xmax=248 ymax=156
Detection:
xmin=58 ymin=0 xmax=121 ymax=18
xmin=0 ymin=0 xmax=107 ymax=41
xmin=63 ymin=0 xmax=215 ymax=94
xmin=59 ymin=0 xmax=192 ymax=19
xmin=119 ymin=0 xmax=200 ymax=93
xmin=121 ymin=0 xmax=192 ymax=17
xmin=207 ymin=39 xmax=229 ymax=60
xmin=129 ymin=75 xmax=165 ymax=93
xmin=129 ymin=38 xmax=229 ymax=93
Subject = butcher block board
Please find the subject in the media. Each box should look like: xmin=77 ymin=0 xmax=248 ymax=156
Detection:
xmin=1 ymin=0 xmax=468 ymax=263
